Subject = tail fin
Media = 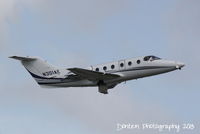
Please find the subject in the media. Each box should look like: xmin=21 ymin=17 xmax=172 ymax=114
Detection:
xmin=9 ymin=56 xmax=61 ymax=84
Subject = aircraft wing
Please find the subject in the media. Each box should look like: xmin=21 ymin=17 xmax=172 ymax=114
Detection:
xmin=68 ymin=68 xmax=120 ymax=81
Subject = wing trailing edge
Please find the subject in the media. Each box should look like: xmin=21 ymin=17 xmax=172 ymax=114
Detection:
xmin=68 ymin=68 xmax=120 ymax=81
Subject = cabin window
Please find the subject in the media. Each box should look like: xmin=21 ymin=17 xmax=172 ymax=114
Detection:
xmin=95 ymin=68 xmax=99 ymax=72
xmin=120 ymin=63 xmax=124 ymax=67
xmin=111 ymin=65 xmax=115 ymax=69
xmin=128 ymin=61 xmax=132 ymax=66
xmin=137 ymin=60 xmax=141 ymax=64
xmin=103 ymin=66 xmax=107 ymax=71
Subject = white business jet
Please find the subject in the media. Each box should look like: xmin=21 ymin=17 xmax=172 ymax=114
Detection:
xmin=10 ymin=55 xmax=185 ymax=94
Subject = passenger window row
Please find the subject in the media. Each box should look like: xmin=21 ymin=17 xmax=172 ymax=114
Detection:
xmin=95 ymin=56 xmax=161 ymax=72
xmin=95 ymin=60 xmax=141 ymax=72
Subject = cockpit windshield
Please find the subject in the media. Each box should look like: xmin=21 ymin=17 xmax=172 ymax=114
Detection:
xmin=143 ymin=55 xmax=161 ymax=61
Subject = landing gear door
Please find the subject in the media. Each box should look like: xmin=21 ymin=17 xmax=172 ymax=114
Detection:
xmin=118 ymin=60 xmax=126 ymax=70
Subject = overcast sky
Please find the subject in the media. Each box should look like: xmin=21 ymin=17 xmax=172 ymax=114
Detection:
xmin=0 ymin=0 xmax=200 ymax=134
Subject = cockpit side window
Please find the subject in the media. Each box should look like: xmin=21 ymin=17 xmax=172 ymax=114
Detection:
xmin=144 ymin=55 xmax=161 ymax=61
xmin=151 ymin=56 xmax=161 ymax=60
xmin=144 ymin=56 xmax=151 ymax=61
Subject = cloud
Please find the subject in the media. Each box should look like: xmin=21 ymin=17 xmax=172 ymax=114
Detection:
xmin=164 ymin=0 xmax=200 ymax=86
xmin=37 ymin=0 xmax=128 ymax=31
xmin=166 ymin=0 xmax=200 ymax=60
xmin=1 ymin=1 xmax=200 ymax=133
xmin=0 ymin=80 xmax=178 ymax=134
xmin=0 ymin=0 xmax=130 ymax=54
xmin=0 ymin=0 xmax=44 ymax=52
xmin=0 ymin=0 xmax=16 ymax=50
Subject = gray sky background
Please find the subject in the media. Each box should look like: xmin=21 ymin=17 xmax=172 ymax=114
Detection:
xmin=0 ymin=0 xmax=199 ymax=134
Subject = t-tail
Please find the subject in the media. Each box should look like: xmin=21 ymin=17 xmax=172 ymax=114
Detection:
xmin=9 ymin=56 xmax=62 ymax=84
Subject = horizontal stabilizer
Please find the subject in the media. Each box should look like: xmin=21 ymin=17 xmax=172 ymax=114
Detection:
xmin=9 ymin=56 xmax=36 ymax=61
xmin=68 ymin=68 xmax=120 ymax=81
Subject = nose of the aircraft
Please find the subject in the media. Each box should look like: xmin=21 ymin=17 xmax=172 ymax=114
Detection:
xmin=176 ymin=62 xmax=185 ymax=70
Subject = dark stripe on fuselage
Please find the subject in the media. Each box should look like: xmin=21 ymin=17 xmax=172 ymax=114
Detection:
xmin=26 ymin=69 xmax=63 ymax=80
xmin=38 ymin=81 xmax=76 ymax=85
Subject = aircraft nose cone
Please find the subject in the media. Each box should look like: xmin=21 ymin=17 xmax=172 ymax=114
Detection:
xmin=176 ymin=62 xmax=185 ymax=70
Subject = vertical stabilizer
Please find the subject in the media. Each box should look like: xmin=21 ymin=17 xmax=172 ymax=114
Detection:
xmin=9 ymin=56 xmax=61 ymax=83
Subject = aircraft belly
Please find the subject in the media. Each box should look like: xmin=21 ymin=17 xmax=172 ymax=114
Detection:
xmin=41 ymin=79 xmax=97 ymax=87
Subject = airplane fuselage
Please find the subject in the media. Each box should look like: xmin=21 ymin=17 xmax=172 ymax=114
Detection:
xmin=10 ymin=55 xmax=185 ymax=94
xmin=37 ymin=56 xmax=184 ymax=89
